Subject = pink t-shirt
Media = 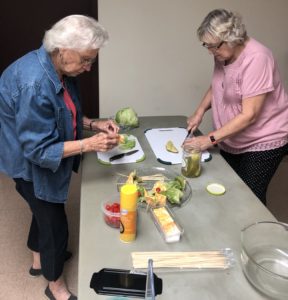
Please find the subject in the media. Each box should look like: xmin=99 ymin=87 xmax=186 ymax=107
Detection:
xmin=212 ymin=38 xmax=288 ymax=153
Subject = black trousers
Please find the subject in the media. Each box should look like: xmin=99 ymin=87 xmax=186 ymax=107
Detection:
xmin=14 ymin=178 xmax=68 ymax=281
xmin=220 ymin=144 xmax=288 ymax=205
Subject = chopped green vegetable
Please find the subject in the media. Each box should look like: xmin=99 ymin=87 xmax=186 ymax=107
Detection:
xmin=115 ymin=107 xmax=139 ymax=127
xmin=137 ymin=185 xmax=145 ymax=197
xmin=175 ymin=175 xmax=186 ymax=191
xmin=165 ymin=180 xmax=182 ymax=191
xmin=162 ymin=187 xmax=183 ymax=204
xmin=119 ymin=134 xmax=136 ymax=150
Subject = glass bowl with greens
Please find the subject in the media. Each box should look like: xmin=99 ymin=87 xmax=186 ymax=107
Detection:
xmin=116 ymin=167 xmax=192 ymax=209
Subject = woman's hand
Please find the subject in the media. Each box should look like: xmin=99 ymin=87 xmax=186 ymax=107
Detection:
xmin=92 ymin=119 xmax=119 ymax=133
xmin=84 ymin=132 xmax=119 ymax=152
xmin=187 ymin=113 xmax=203 ymax=133
xmin=187 ymin=86 xmax=212 ymax=132
xmin=183 ymin=135 xmax=212 ymax=151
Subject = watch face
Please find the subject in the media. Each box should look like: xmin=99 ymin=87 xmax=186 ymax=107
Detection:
xmin=210 ymin=135 xmax=216 ymax=144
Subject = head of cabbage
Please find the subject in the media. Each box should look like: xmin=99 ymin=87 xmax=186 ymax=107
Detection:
xmin=115 ymin=107 xmax=139 ymax=127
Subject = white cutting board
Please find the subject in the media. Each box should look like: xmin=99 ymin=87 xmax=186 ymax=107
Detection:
xmin=144 ymin=127 xmax=211 ymax=165
xmin=97 ymin=135 xmax=145 ymax=165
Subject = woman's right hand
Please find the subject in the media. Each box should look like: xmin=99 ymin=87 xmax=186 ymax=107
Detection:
xmin=187 ymin=86 xmax=212 ymax=133
xmin=84 ymin=132 xmax=119 ymax=152
xmin=187 ymin=113 xmax=203 ymax=133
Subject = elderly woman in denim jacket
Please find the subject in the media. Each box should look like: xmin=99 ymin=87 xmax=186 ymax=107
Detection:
xmin=0 ymin=15 xmax=119 ymax=300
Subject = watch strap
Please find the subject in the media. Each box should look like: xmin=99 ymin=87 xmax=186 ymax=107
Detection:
xmin=89 ymin=120 xmax=96 ymax=131
xmin=209 ymin=134 xmax=217 ymax=145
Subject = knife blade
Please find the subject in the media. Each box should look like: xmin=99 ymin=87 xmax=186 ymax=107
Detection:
xmin=185 ymin=129 xmax=193 ymax=139
xmin=109 ymin=149 xmax=139 ymax=162
xmin=182 ymin=130 xmax=193 ymax=147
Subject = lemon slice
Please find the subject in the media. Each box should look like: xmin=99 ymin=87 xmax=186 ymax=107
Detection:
xmin=206 ymin=183 xmax=226 ymax=196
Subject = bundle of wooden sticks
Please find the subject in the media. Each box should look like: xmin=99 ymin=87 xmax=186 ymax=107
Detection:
xmin=131 ymin=250 xmax=233 ymax=269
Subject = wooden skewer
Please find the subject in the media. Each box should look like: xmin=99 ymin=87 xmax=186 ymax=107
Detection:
xmin=131 ymin=251 xmax=231 ymax=269
xmin=116 ymin=173 xmax=168 ymax=181
xmin=141 ymin=175 xmax=168 ymax=181
xmin=132 ymin=251 xmax=228 ymax=256
xmin=116 ymin=172 xmax=129 ymax=177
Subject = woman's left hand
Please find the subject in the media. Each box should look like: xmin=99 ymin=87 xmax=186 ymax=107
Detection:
xmin=183 ymin=135 xmax=212 ymax=151
xmin=93 ymin=119 xmax=119 ymax=133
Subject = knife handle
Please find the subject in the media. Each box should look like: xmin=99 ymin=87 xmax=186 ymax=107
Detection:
xmin=109 ymin=153 xmax=124 ymax=162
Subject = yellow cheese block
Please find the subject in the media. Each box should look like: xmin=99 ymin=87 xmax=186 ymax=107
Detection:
xmin=152 ymin=207 xmax=181 ymax=242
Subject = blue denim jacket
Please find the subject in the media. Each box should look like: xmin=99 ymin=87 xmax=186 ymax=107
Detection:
xmin=0 ymin=46 xmax=83 ymax=203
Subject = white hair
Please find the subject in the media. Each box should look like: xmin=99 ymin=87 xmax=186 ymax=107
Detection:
xmin=197 ymin=9 xmax=247 ymax=46
xmin=43 ymin=15 xmax=109 ymax=53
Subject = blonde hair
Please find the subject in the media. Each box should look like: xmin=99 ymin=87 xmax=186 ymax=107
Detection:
xmin=197 ymin=9 xmax=247 ymax=46
xmin=43 ymin=15 xmax=109 ymax=53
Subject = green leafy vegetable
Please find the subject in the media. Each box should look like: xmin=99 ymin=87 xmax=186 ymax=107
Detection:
xmin=118 ymin=134 xmax=136 ymax=150
xmin=115 ymin=107 xmax=139 ymax=127
xmin=137 ymin=185 xmax=145 ymax=197
xmin=162 ymin=187 xmax=183 ymax=205
xmin=174 ymin=176 xmax=186 ymax=191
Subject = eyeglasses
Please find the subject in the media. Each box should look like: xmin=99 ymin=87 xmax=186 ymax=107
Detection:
xmin=79 ymin=56 xmax=97 ymax=66
xmin=202 ymin=41 xmax=225 ymax=50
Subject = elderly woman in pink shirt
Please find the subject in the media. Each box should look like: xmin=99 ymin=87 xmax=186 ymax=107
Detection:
xmin=184 ymin=9 xmax=288 ymax=205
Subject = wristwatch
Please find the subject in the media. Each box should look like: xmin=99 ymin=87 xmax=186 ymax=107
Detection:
xmin=89 ymin=120 xmax=97 ymax=131
xmin=209 ymin=134 xmax=217 ymax=145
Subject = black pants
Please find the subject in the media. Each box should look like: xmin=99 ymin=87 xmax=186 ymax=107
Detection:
xmin=14 ymin=178 xmax=68 ymax=281
xmin=220 ymin=144 xmax=288 ymax=205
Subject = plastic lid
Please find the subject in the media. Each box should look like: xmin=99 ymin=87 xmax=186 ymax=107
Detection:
xmin=121 ymin=184 xmax=137 ymax=194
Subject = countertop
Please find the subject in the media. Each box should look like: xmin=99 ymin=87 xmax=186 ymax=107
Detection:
xmin=78 ymin=116 xmax=274 ymax=299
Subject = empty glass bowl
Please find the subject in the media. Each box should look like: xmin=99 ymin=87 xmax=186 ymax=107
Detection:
xmin=241 ymin=221 xmax=288 ymax=299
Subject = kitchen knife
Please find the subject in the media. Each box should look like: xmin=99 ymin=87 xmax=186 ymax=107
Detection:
xmin=185 ymin=129 xmax=193 ymax=139
xmin=109 ymin=149 xmax=139 ymax=162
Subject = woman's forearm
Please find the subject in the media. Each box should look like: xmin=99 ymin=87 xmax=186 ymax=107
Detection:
xmin=82 ymin=116 xmax=97 ymax=130
xmin=210 ymin=113 xmax=253 ymax=143
xmin=62 ymin=139 xmax=88 ymax=158
xmin=187 ymin=87 xmax=213 ymax=132
xmin=62 ymin=129 xmax=120 ymax=158
xmin=195 ymin=86 xmax=212 ymax=117
xmin=210 ymin=93 xmax=267 ymax=143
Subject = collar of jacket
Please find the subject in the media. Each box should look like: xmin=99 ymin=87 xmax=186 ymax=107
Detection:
xmin=36 ymin=45 xmax=63 ymax=94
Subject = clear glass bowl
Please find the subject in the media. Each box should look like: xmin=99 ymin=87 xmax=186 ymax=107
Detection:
xmin=241 ymin=221 xmax=288 ymax=299
xmin=116 ymin=166 xmax=192 ymax=209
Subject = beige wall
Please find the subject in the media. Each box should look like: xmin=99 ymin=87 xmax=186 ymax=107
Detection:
xmin=98 ymin=0 xmax=288 ymax=133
